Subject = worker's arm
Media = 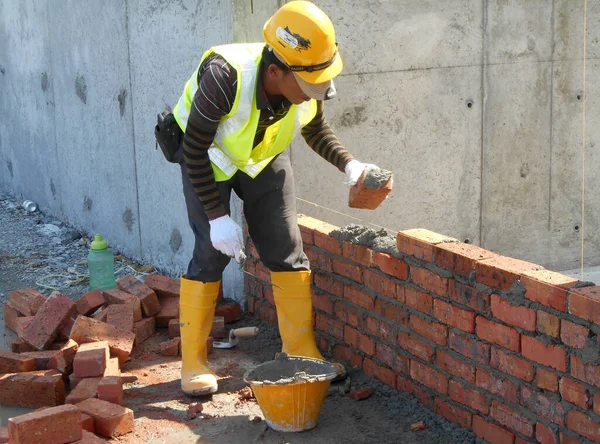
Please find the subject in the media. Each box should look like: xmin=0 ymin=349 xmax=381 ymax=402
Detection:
xmin=300 ymin=101 xmax=378 ymax=186
xmin=183 ymin=56 xmax=244 ymax=262
xmin=182 ymin=55 xmax=236 ymax=220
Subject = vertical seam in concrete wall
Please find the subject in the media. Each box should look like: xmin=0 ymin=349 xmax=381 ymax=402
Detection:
xmin=479 ymin=0 xmax=487 ymax=246
xmin=548 ymin=0 xmax=556 ymax=231
xmin=124 ymin=0 xmax=143 ymax=255
xmin=47 ymin=1 xmax=62 ymax=216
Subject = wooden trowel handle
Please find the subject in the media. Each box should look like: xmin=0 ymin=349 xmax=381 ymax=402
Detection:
xmin=232 ymin=327 xmax=259 ymax=338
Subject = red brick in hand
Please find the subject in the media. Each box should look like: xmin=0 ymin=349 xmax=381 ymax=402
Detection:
xmin=103 ymin=289 xmax=142 ymax=322
xmin=21 ymin=293 xmax=77 ymax=350
xmin=8 ymin=404 xmax=82 ymax=444
xmin=117 ymin=274 xmax=162 ymax=317
xmin=77 ymin=398 xmax=134 ymax=438
xmin=69 ymin=316 xmax=135 ymax=365
xmin=9 ymin=289 xmax=47 ymax=316
xmin=0 ymin=370 xmax=65 ymax=407
xmin=76 ymin=289 xmax=105 ymax=316
xmin=0 ymin=351 xmax=35 ymax=373
xmin=73 ymin=341 xmax=110 ymax=377
xmin=144 ymin=274 xmax=180 ymax=298
xmin=98 ymin=376 xmax=123 ymax=405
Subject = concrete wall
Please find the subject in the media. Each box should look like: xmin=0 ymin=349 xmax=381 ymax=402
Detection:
xmin=292 ymin=0 xmax=600 ymax=272
xmin=0 ymin=0 xmax=598 ymax=281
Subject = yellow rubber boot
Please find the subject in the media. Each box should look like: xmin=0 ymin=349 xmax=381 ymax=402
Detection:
xmin=271 ymin=270 xmax=325 ymax=360
xmin=180 ymin=276 xmax=220 ymax=396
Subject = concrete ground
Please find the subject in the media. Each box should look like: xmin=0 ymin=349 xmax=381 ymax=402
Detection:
xmin=0 ymin=189 xmax=487 ymax=443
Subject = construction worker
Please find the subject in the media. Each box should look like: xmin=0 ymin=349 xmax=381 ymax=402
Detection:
xmin=173 ymin=0 xmax=382 ymax=396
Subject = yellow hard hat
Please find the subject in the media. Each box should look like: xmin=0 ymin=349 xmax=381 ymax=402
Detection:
xmin=263 ymin=1 xmax=343 ymax=99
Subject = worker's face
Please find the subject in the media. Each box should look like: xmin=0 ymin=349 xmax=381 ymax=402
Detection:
xmin=269 ymin=65 xmax=310 ymax=105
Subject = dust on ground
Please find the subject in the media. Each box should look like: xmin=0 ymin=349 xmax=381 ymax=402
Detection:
xmin=0 ymin=188 xmax=484 ymax=444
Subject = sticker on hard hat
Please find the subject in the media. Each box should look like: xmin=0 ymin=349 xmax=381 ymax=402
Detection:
xmin=276 ymin=26 xmax=311 ymax=52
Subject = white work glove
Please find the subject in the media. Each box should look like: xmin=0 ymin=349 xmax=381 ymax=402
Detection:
xmin=208 ymin=215 xmax=245 ymax=264
xmin=344 ymin=159 xmax=379 ymax=187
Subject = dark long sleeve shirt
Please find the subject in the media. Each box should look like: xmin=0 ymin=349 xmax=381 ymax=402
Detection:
xmin=182 ymin=53 xmax=353 ymax=220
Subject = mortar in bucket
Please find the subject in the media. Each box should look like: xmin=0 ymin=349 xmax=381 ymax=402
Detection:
xmin=243 ymin=353 xmax=338 ymax=432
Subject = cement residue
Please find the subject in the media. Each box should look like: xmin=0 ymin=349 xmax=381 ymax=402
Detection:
xmin=245 ymin=354 xmax=338 ymax=385
xmin=364 ymin=168 xmax=393 ymax=190
xmin=330 ymin=224 xmax=398 ymax=255
xmin=581 ymin=336 xmax=600 ymax=364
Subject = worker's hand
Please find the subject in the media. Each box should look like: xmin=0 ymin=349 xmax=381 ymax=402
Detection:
xmin=344 ymin=159 xmax=379 ymax=187
xmin=208 ymin=215 xmax=245 ymax=264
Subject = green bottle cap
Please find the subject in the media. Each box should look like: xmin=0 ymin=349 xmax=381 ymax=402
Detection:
xmin=91 ymin=234 xmax=108 ymax=250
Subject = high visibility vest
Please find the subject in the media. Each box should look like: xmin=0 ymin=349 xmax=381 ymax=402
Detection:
xmin=173 ymin=43 xmax=317 ymax=181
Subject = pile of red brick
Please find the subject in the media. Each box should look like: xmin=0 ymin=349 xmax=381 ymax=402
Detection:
xmin=1 ymin=273 xmax=241 ymax=443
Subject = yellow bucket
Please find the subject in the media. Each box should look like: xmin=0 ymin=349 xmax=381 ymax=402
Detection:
xmin=244 ymin=354 xmax=339 ymax=432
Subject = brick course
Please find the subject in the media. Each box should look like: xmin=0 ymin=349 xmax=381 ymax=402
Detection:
xmin=244 ymin=214 xmax=600 ymax=443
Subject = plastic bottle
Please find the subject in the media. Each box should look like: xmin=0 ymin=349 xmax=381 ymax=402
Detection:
xmin=87 ymin=234 xmax=117 ymax=291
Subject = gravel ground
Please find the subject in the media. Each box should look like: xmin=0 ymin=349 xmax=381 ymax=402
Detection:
xmin=0 ymin=187 xmax=485 ymax=443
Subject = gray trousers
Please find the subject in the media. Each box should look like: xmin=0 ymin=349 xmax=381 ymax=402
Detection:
xmin=178 ymin=148 xmax=309 ymax=282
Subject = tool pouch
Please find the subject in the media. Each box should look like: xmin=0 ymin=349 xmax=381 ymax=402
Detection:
xmin=154 ymin=110 xmax=183 ymax=163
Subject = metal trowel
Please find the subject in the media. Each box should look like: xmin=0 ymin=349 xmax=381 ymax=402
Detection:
xmin=213 ymin=327 xmax=259 ymax=349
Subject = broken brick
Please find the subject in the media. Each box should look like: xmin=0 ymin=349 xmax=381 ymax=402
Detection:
xmin=3 ymin=302 xmax=22 ymax=333
xmin=0 ymin=370 xmax=65 ymax=407
xmin=144 ymin=274 xmax=180 ymax=299
xmin=66 ymin=378 xmax=100 ymax=404
xmin=73 ymin=342 xmax=110 ymax=378
xmin=58 ymin=315 xmax=78 ymax=341
xmin=81 ymin=413 xmax=95 ymax=433
xmin=98 ymin=376 xmax=123 ymax=405
xmin=77 ymin=398 xmax=135 ymax=438
xmin=117 ymin=274 xmax=162 ymax=317
xmin=8 ymin=404 xmax=82 ymax=444
xmin=155 ymin=297 xmax=179 ymax=328
xmin=69 ymin=316 xmax=135 ymax=365
xmin=216 ymin=301 xmax=241 ymax=324
xmin=168 ymin=319 xmax=180 ymax=338
xmin=10 ymin=339 xmax=35 ymax=353
xmin=120 ymin=373 xmax=137 ymax=383
xmin=210 ymin=316 xmax=225 ymax=339
xmin=76 ymin=289 xmax=106 ymax=316
xmin=22 ymin=293 xmax=77 ymax=350
xmin=134 ymin=317 xmax=156 ymax=344
xmin=105 ymin=304 xmax=134 ymax=332
xmin=159 ymin=337 xmax=181 ymax=356
xmin=21 ymin=351 xmax=58 ymax=370
xmin=9 ymin=289 xmax=47 ymax=316
xmin=15 ymin=316 xmax=34 ymax=338
xmin=104 ymin=357 xmax=120 ymax=377
xmin=48 ymin=339 xmax=79 ymax=374
xmin=347 ymin=388 xmax=374 ymax=400
xmin=348 ymin=168 xmax=393 ymax=210
xmin=103 ymin=289 xmax=142 ymax=322
xmin=0 ymin=351 xmax=35 ymax=372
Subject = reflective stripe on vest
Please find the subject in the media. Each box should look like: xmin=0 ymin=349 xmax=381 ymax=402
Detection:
xmin=173 ymin=43 xmax=317 ymax=181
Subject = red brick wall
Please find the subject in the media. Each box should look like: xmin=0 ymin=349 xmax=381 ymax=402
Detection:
xmin=245 ymin=215 xmax=600 ymax=444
